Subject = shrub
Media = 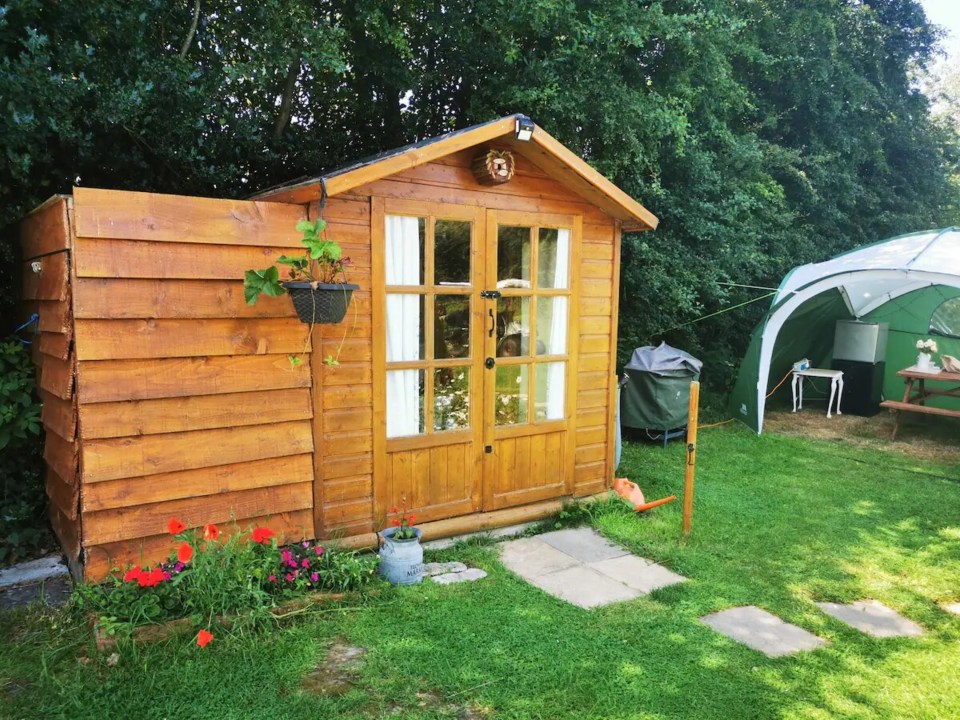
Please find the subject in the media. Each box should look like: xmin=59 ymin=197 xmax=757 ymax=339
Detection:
xmin=0 ymin=339 xmax=49 ymax=566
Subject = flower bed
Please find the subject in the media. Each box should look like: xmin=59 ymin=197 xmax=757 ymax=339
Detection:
xmin=75 ymin=518 xmax=379 ymax=648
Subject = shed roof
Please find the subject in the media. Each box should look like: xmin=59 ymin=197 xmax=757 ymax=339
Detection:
xmin=252 ymin=115 xmax=658 ymax=232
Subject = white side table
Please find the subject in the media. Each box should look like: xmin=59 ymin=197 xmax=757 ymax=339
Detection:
xmin=792 ymin=368 xmax=844 ymax=418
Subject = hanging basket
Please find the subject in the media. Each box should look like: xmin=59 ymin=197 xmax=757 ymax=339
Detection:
xmin=282 ymin=282 xmax=359 ymax=324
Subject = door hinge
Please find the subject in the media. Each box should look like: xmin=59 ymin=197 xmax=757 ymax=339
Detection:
xmin=480 ymin=290 xmax=502 ymax=299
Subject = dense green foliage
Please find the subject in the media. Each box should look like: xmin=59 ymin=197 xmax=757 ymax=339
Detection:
xmin=1 ymin=0 xmax=958 ymax=385
xmin=0 ymin=340 xmax=48 ymax=565
xmin=2 ymin=431 xmax=959 ymax=718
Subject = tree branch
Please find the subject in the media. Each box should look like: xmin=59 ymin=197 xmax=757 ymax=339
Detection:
xmin=179 ymin=0 xmax=201 ymax=60
xmin=273 ymin=57 xmax=301 ymax=142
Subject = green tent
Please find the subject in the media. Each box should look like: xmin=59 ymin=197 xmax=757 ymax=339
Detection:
xmin=730 ymin=228 xmax=960 ymax=432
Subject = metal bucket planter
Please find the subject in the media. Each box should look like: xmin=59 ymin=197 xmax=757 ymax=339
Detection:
xmin=378 ymin=527 xmax=424 ymax=585
xmin=282 ymin=282 xmax=359 ymax=324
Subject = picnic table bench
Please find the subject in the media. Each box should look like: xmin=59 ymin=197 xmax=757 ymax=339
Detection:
xmin=880 ymin=366 xmax=960 ymax=440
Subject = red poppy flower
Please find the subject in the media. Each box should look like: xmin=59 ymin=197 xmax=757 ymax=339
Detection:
xmin=196 ymin=629 xmax=214 ymax=649
xmin=406 ymin=514 xmax=416 ymax=526
xmin=167 ymin=517 xmax=187 ymax=535
xmin=148 ymin=567 xmax=165 ymax=585
xmin=177 ymin=542 xmax=194 ymax=563
xmin=251 ymin=527 xmax=276 ymax=544
xmin=122 ymin=566 xmax=140 ymax=583
xmin=390 ymin=506 xmax=399 ymax=514
xmin=391 ymin=519 xmax=402 ymax=527
xmin=202 ymin=524 xmax=220 ymax=540
xmin=136 ymin=567 xmax=164 ymax=588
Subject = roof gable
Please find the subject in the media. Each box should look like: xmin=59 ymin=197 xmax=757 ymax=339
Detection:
xmin=253 ymin=115 xmax=658 ymax=231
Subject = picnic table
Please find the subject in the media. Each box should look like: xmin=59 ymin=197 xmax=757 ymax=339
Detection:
xmin=880 ymin=366 xmax=960 ymax=440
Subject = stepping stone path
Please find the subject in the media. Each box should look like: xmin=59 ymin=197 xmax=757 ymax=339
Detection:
xmin=424 ymin=561 xmax=488 ymax=585
xmin=816 ymin=600 xmax=923 ymax=638
xmin=498 ymin=528 xmax=685 ymax=609
xmin=701 ymin=606 xmax=827 ymax=658
xmin=943 ymin=602 xmax=960 ymax=616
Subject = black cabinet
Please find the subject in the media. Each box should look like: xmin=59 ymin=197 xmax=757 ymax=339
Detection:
xmin=830 ymin=359 xmax=885 ymax=416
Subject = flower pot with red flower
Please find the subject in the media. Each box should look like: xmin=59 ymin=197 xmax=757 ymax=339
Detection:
xmin=378 ymin=507 xmax=423 ymax=585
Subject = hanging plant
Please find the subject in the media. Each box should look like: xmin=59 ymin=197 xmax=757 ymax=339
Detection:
xmin=244 ymin=218 xmax=359 ymax=365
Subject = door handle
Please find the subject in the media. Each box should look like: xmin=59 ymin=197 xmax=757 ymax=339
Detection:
xmin=485 ymin=357 xmax=495 ymax=369
xmin=488 ymin=309 xmax=495 ymax=337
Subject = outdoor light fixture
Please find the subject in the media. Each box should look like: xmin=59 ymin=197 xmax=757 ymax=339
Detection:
xmin=515 ymin=115 xmax=534 ymax=141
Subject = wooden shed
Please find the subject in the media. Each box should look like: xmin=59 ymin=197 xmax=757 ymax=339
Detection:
xmin=15 ymin=115 xmax=657 ymax=580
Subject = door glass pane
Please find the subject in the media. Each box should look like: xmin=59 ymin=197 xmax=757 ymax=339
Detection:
xmin=435 ymin=220 xmax=471 ymax=286
xmin=386 ymin=294 xmax=424 ymax=361
xmin=536 ymin=296 xmax=567 ymax=355
xmin=385 ymin=216 xmax=425 ymax=286
xmin=497 ymin=296 xmax=531 ymax=357
xmin=435 ymin=295 xmax=471 ymax=359
xmin=495 ymin=365 xmax=529 ymax=426
xmin=386 ymin=369 xmax=425 ymax=437
xmin=538 ymin=227 xmax=569 ymax=289
xmin=497 ymin=226 xmax=531 ymax=288
xmin=434 ymin=367 xmax=470 ymax=431
xmin=535 ymin=362 xmax=565 ymax=420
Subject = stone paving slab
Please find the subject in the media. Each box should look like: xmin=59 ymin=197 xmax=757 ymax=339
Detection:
xmin=0 ymin=555 xmax=69 ymax=588
xmin=430 ymin=568 xmax=488 ymax=585
xmin=499 ymin=537 xmax=580 ymax=578
xmin=498 ymin=528 xmax=686 ymax=609
xmin=816 ymin=600 xmax=923 ymax=638
xmin=701 ymin=606 xmax=827 ymax=657
xmin=942 ymin=602 xmax=960 ymax=616
xmin=589 ymin=555 xmax=686 ymax=594
xmin=527 ymin=565 xmax=641 ymax=609
xmin=537 ymin=528 xmax=630 ymax=563
xmin=423 ymin=562 xmax=468 ymax=577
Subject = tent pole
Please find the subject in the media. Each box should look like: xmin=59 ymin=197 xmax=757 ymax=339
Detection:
xmin=682 ymin=381 xmax=700 ymax=537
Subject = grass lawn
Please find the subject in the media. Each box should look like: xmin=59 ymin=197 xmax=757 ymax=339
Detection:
xmin=3 ymin=425 xmax=960 ymax=719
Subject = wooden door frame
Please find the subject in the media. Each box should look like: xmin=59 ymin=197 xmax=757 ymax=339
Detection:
xmin=371 ymin=197 xmax=487 ymax=525
xmin=481 ymin=208 xmax=581 ymax=510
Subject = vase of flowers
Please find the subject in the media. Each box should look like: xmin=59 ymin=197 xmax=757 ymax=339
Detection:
xmin=916 ymin=338 xmax=938 ymax=372
xmin=378 ymin=506 xmax=423 ymax=585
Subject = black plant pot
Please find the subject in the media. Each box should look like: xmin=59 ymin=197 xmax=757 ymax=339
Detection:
xmin=282 ymin=282 xmax=359 ymax=324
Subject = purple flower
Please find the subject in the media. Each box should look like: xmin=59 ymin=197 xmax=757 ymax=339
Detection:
xmin=174 ymin=562 xmax=184 ymax=572
xmin=287 ymin=559 xmax=298 ymax=568
xmin=285 ymin=572 xmax=295 ymax=583
xmin=301 ymin=558 xmax=310 ymax=568
xmin=310 ymin=573 xmax=319 ymax=583
xmin=268 ymin=574 xmax=276 ymax=582
xmin=315 ymin=547 xmax=324 ymax=556
xmin=302 ymin=541 xmax=310 ymax=548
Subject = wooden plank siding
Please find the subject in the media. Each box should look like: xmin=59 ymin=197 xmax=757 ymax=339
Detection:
xmin=70 ymin=189 xmax=318 ymax=579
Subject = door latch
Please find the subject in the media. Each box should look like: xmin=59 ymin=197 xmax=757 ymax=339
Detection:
xmin=485 ymin=445 xmax=493 ymax=454
xmin=480 ymin=290 xmax=502 ymax=299
xmin=485 ymin=357 xmax=495 ymax=369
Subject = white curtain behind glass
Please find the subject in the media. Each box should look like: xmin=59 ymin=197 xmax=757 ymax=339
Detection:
xmin=546 ymin=229 xmax=569 ymax=419
xmin=385 ymin=215 xmax=422 ymax=437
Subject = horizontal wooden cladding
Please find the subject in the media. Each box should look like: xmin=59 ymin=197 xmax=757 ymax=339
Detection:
xmin=322 ymin=384 xmax=372 ymax=409
xmin=323 ymin=452 xmax=373 ymax=480
xmin=47 ymin=466 xmax=79 ymax=521
xmin=39 ymin=300 xmax=72 ymax=333
xmin=20 ymin=196 xmax=70 ymax=259
xmin=39 ymin=332 xmax=71 ymax=361
xmin=73 ymin=187 xmax=306 ymax=247
xmin=40 ymin=355 xmax=75 ymax=400
xmin=307 ymin=197 xmax=370 ymax=227
xmin=578 ymin=353 xmax=611 ymax=373
xmin=322 ymin=497 xmax=373 ymax=527
xmin=42 ymin=391 xmax=77 ymax=442
xmin=83 ymin=481 xmax=313 ymax=545
xmin=73 ymin=224 xmax=369 ymax=280
xmin=79 ymin=388 xmax=312 ymax=439
xmin=77 ymin=354 xmax=310 ymax=403
xmin=74 ymin=318 xmax=308 ymax=360
xmin=73 ymin=279 xmax=296 ymax=319
xmin=22 ymin=251 xmax=69 ymax=301
xmin=44 ymin=429 xmax=78 ymax=486
xmin=83 ymin=454 xmax=313 ymax=512
xmin=83 ymin=509 xmax=313 ymax=582
xmin=83 ymin=420 xmax=314 ymax=483
xmin=352 ymin=177 xmax=610 ymax=225
xmin=50 ymin=503 xmax=82 ymax=565
xmin=578 ymin=316 xmax=613 ymax=335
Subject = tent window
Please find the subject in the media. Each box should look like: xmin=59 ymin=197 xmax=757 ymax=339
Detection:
xmin=930 ymin=298 xmax=960 ymax=339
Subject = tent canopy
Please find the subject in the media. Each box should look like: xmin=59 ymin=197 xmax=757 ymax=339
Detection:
xmin=730 ymin=228 xmax=960 ymax=433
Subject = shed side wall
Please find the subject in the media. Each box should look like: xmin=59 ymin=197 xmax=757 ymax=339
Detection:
xmin=18 ymin=196 xmax=80 ymax=574
xmin=71 ymin=188 xmax=315 ymax=580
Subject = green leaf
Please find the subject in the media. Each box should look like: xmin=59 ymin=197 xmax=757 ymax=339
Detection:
xmin=295 ymin=220 xmax=314 ymax=233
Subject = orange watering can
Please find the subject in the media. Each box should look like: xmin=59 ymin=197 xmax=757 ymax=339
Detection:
xmin=613 ymin=478 xmax=677 ymax=513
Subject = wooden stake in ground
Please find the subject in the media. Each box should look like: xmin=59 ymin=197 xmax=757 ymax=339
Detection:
xmin=683 ymin=380 xmax=700 ymax=537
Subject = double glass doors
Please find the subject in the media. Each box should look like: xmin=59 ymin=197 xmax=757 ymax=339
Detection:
xmin=376 ymin=199 xmax=577 ymax=523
